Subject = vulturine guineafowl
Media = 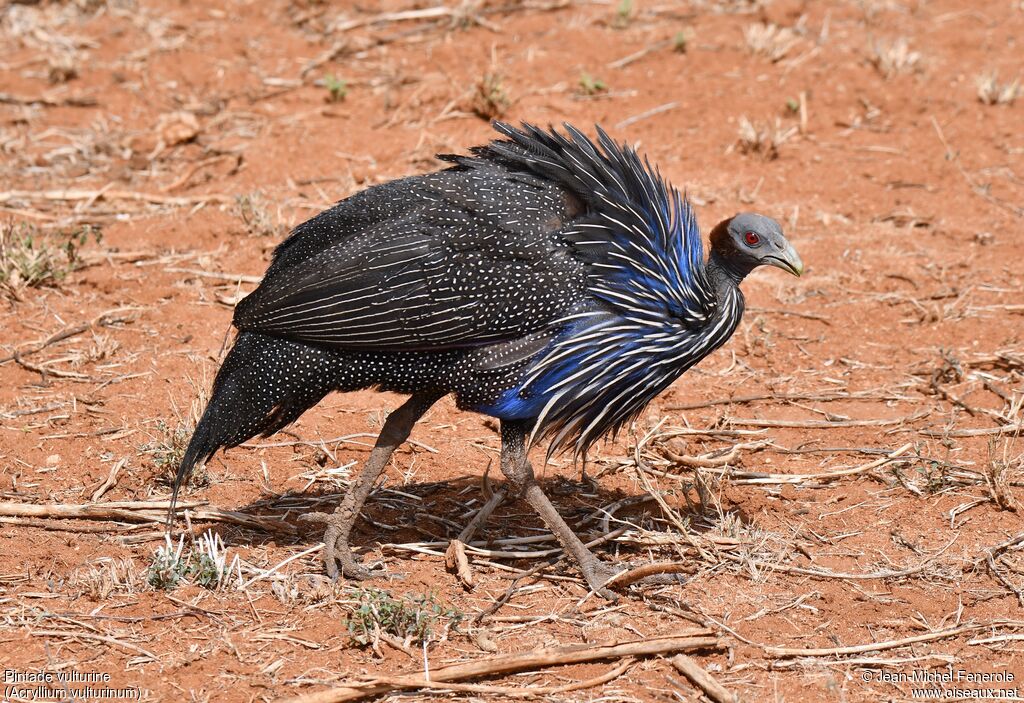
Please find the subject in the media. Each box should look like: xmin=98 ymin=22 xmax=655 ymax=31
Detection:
xmin=173 ymin=122 xmax=803 ymax=595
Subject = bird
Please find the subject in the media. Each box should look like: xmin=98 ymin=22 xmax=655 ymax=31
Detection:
xmin=172 ymin=122 xmax=803 ymax=596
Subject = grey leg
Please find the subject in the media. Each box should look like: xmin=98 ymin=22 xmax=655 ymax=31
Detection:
xmin=499 ymin=419 xmax=621 ymax=596
xmin=303 ymin=391 xmax=443 ymax=580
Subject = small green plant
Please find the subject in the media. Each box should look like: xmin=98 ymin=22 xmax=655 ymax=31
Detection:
xmin=612 ymin=0 xmax=633 ymax=28
xmin=345 ymin=588 xmax=462 ymax=648
xmin=471 ymin=72 xmax=510 ymax=120
xmin=785 ymin=97 xmax=800 ymax=114
xmin=324 ymin=74 xmax=348 ymax=103
xmin=147 ymin=536 xmax=190 ymax=590
xmin=0 ymin=222 xmax=99 ymax=296
xmin=908 ymin=459 xmax=951 ymax=495
xmin=147 ymin=531 xmax=237 ymax=590
xmin=578 ymin=72 xmax=607 ymax=96
xmin=143 ymin=419 xmax=209 ymax=490
xmin=673 ymin=30 xmax=690 ymax=53
xmin=144 ymin=419 xmax=191 ymax=471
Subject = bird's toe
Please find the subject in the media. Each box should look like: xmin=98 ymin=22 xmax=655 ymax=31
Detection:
xmin=635 ymin=571 xmax=688 ymax=586
xmin=580 ymin=561 xmax=626 ymax=601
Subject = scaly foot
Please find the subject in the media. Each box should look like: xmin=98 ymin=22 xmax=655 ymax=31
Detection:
xmin=579 ymin=558 xmax=626 ymax=601
xmin=300 ymin=510 xmax=375 ymax=581
xmin=580 ymin=559 xmax=688 ymax=599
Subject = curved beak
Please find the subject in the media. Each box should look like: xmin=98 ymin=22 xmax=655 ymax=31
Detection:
xmin=764 ymin=242 xmax=804 ymax=277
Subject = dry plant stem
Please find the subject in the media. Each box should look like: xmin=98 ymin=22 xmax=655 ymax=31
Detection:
xmin=0 ymin=500 xmax=296 ymax=533
xmin=667 ymin=391 xmax=904 ymax=411
xmin=457 ymin=486 xmax=507 ymax=543
xmin=31 ymin=629 xmax=156 ymax=661
xmin=982 ymin=533 xmax=1024 ymax=607
xmin=446 ymin=539 xmax=474 ymax=588
xmin=968 ymin=634 xmax=1024 ymax=645
xmin=615 ymin=102 xmax=679 ymax=129
xmin=0 ymin=517 xmax=142 ymax=533
xmin=671 ymin=654 xmax=737 ymax=703
xmin=662 ymin=442 xmax=764 ymax=468
xmin=445 ymin=486 xmax=507 ymax=588
xmin=662 ymin=442 xmax=915 ymax=485
xmin=746 ymin=306 xmax=830 ymax=323
xmin=720 ymin=533 xmax=956 ymax=581
xmin=352 ymin=658 xmax=635 ymax=699
xmin=930 ymin=116 xmax=1024 ymax=217
xmin=921 ymin=422 xmax=1024 ymax=437
xmin=0 ymin=92 xmax=97 ymax=107
xmin=762 ymin=623 xmax=1014 ymax=658
xmin=13 ymin=352 xmax=89 ymax=380
xmin=90 ymin=458 xmax=125 ymax=502
xmin=0 ymin=323 xmax=90 ymax=366
xmin=282 ymin=632 xmax=721 ymax=703
xmin=728 ymin=415 xmax=919 ymax=429
xmin=986 ymin=550 xmax=1024 ymax=607
xmin=632 ymin=463 xmax=711 ymax=561
xmin=0 ymin=188 xmax=233 ymax=207
xmin=161 ymin=154 xmax=239 ymax=192
xmin=607 ymin=39 xmax=672 ymax=69
xmin=0 ymin=500 xmax=204 ymax=519
xmin=331 ymin=6 xmax=458 ymax=33
xmin=164 ymin=267 xmax=262 ymax=284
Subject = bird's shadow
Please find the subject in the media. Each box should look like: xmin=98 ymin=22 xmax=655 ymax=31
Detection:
xmin=206 ymin=471 xmax=750 ymax=568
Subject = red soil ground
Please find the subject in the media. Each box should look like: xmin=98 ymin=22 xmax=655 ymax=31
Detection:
xmin=1 ymin=1 xmax=1022 ymax=701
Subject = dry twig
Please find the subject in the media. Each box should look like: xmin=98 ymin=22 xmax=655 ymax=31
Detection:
xmin=671 ymin=654 xmax=737 ymax=703
xmin=283 ymin=632 xmax=721 ymax=703
xmin=763 ymin=622 xmax=1018 ymax=658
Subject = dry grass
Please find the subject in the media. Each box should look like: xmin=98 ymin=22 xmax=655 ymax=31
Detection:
xmin=869 ymin=36 xmax=921 ymax=78
xmin=984 ymin=438 xmax=1022 ymax=511
xmin=471 ymin=72 xmax=511 ymax=120
xmin=147 ymin=531 xmax=239 ymax=590
xmin=0 ymin=221 xmax=97 ymax=296
xmin=976 ymin=71 xmax=1020 ymax=105
xmin=735 ymin=116 xmax=797 ymax=160
xmin=69 ymin=557 xmax=137 ymax=600
xmin=235 ymin=191 xmax=289 ymax=237
xmin=744 ymin=22 xmax=802 ymax=62
xmin=46 ymin=52 xmax=79 ymax=84
xmin=142 ymin=382 xmax=208 ymax=488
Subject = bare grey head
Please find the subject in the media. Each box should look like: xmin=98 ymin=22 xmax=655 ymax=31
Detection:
xmin=708 ymin=212 xmax=803 ymax=282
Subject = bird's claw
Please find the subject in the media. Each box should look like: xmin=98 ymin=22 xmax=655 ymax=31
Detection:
xmin=580 ymin=561 xmax=625 ymax=601
xmin=582 ymin=561 xmax=688 ymax=600
xmin=301 ymin=510 xmax=377 ymax=581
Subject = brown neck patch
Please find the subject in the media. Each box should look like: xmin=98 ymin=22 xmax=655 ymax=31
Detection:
xmin=708 ymin=216 xmax=736 ymax=258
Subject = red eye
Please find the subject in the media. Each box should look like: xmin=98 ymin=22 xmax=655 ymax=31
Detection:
xmin=744 ymin=231 xmax=760 ymax=246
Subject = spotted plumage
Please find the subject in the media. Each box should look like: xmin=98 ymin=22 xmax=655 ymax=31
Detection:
xmin=174 ymin=122 xmax=803 ymax=593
